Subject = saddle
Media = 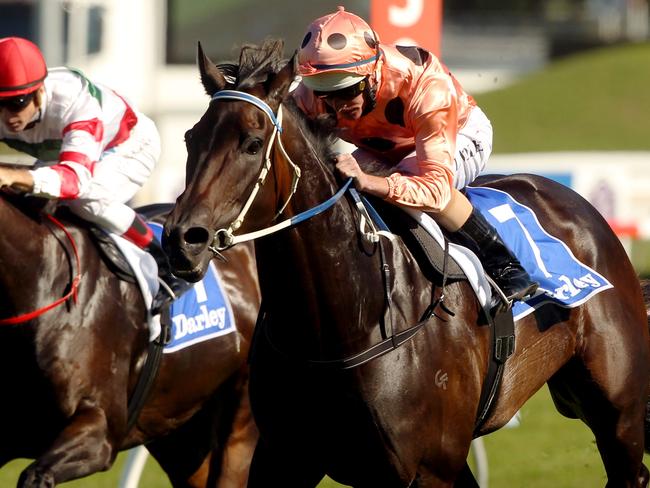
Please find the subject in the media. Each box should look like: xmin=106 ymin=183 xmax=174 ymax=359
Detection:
xmin=365 ymin=196 xmax=466 ymax=282
xmin=88 ymin=203 xmax=173 ymax=284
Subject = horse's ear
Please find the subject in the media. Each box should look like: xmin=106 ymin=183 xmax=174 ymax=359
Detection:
xmin=267 ymin=51 xmax=297 ymax=108
xmin=197 ymin=41 xmax=226 ymax=96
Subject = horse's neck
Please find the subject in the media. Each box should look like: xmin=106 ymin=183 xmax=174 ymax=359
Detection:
xmin=0 ymin=197 xmax=79 ymax=289
xmin=260 ymin=120 xmax=387 ymax=347
xmin=280 ymin=112 xmax=339 ymax=211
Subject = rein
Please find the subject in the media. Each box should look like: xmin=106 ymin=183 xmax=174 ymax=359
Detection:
xmin=0 ymin=214 xmax=82 ymax=325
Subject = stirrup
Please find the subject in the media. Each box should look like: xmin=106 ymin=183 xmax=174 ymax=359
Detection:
xmin=485 ymin=275 xmax=538 ymax=310
xmin=485 ymin=275 xmax=513 ymax=309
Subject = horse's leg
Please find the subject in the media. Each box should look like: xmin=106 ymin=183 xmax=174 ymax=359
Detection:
xmin=209 ymin=373 xmax=258 ymax=488
xmin=547 ymin=303 xmax=650 ymax=487
xmin=17 ymin=400 xmax=115 ymax=488
xmin=146 ymin=401 xmax=218 ymax=488
xmin=247 ymin=437 xmax=325 ymax=488
xmin=147 ymin=371 xmax=256 ymax=488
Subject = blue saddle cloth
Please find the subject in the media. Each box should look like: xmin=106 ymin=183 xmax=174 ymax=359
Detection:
xmin=148 ymin=223 xmax=236 ymax=353
xmin=465 ymin=186 xmax=612 ymax=321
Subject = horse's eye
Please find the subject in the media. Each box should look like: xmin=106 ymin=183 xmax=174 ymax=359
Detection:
xmin=245 ymin=138 xmax=264 ymax=155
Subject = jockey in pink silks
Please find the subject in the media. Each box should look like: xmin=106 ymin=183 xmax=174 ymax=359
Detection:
xmin=293 ymin=6 xmax=537 ymax=302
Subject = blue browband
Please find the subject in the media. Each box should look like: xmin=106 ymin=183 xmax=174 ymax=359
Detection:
xmin=211 ymin=90 xmax=282 ymax=132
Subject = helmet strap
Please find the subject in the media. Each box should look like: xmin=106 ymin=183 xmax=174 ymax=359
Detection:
xmin=361 ymin=79 xmax=377 ymax=116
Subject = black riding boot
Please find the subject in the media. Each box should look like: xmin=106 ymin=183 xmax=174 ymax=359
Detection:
xmin=145 ymin=238 xmax=191 ymax=315
xmin=454 ymin=207 xmax=539 ymax=303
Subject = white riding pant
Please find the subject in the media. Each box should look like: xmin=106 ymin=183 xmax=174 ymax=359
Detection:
xmin=452 ymin=106 xmax=493 ymax=189
xmin=64 ymin=114 xmax=161 ymax=234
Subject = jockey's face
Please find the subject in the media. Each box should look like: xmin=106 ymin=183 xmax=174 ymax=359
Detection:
xmin=322 ymin=92 xmax=365 ymax=121
xmin=0 ymin=90 xmax=40 ymax=133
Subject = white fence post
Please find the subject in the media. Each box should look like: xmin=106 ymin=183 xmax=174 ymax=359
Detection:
xmin=118 ymin=446 xmax=149 ymax=488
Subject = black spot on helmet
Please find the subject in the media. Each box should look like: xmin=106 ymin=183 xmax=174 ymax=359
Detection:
xmin=327 ymin=33 xmax=347 ymax=50
xmin=301 ymin=32 xmax=312 ymax=49
xmin=364 ymin=31 xmax=378 ymax=49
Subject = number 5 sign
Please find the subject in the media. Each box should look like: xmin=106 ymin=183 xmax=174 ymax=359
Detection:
xmin=370 ymin=0 xmax=443 ymax=56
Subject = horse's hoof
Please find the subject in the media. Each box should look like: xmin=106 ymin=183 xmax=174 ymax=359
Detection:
xmin=17 ymin=466 xmax=55 ymax=488
xmin=639 ymin=463 xmax=650 ymax=487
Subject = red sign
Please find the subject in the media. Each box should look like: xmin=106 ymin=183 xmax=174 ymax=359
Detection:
xmin=370 ymin=0 xmax=443 ymax=56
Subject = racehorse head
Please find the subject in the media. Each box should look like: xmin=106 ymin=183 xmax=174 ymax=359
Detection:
xmin=163 ymin=40 xmax=299 ymax=282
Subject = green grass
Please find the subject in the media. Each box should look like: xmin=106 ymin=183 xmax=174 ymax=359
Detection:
xmin=476 ymin=42 xmax=650 ymax=153
xmin=2 ymin=387 xmax=647 ymax=486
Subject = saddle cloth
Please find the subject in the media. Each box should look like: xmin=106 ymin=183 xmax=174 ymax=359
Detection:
xmin=465 ymin=186 xmax=612 ymax=321
xmin=106 ymin=222 xmax=237 ymax=351
xmin=384 ymin=186 xmax=612 ymax=321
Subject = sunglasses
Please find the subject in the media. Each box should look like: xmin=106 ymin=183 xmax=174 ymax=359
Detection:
xmin=314 ymin=79 xmax=367 ymax=101
xmin=0 ymin=92 xmax=36 ymax=112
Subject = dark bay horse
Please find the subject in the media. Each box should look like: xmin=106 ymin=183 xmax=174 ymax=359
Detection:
xmin=163 ymin=40 xmax=650 ymax=487
xmin=0 ymin=194 xmax=260 ymax=487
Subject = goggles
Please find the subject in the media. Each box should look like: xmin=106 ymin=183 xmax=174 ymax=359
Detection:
xmin=0 ymin=92 xmax=36 ymax=112
xmin=313 ymin=78 xmax=367 ymax=101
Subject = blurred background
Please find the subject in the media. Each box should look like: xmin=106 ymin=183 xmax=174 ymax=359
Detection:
xmin=1 ymin=0 xmax=649 ymax=486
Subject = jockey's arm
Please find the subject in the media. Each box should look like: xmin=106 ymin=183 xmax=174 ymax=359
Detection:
xmin=333 ymin=152 xmax=389 ymax=198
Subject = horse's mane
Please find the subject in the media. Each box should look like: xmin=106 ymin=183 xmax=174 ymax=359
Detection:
xmin=0 ymin=192 xmax=54 ymax=222
xmin=214 ymin=39 xmax=394 ymax=179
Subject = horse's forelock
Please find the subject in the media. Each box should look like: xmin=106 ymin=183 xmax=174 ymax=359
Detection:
xmin=235 ymin=39 xmax=286 ymax=90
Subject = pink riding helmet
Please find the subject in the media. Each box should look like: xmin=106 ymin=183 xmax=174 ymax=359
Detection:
xmin=298 ymin=6 xmax=380 ymax=91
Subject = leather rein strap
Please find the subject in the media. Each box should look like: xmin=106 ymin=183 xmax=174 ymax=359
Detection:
xmin=259 ymin=234 xmax=451 ymax=370
xmin=0 ymin=214 xmax=82 ymax=325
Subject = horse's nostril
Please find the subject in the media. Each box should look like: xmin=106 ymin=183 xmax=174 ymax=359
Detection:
xmin=183 ymin=226 xmax=210 ymax=246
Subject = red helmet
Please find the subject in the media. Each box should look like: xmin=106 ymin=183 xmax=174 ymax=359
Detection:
xmin=298 ymin=6 xmax=379 ymax=91
xmin=0 ymin=37 xmax=47 ymax=98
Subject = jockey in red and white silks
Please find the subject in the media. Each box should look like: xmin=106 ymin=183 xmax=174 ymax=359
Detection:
xmin=0 ymin=36 xmax=185 ymax=315
xmin=0 ymin=66 xmax=160 ymax=239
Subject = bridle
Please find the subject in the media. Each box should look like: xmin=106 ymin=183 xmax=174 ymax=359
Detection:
xmin=208 ymin=90 xmax=301 ymax=253
xmin=206 ymin=89 xmax=388 ymax=256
